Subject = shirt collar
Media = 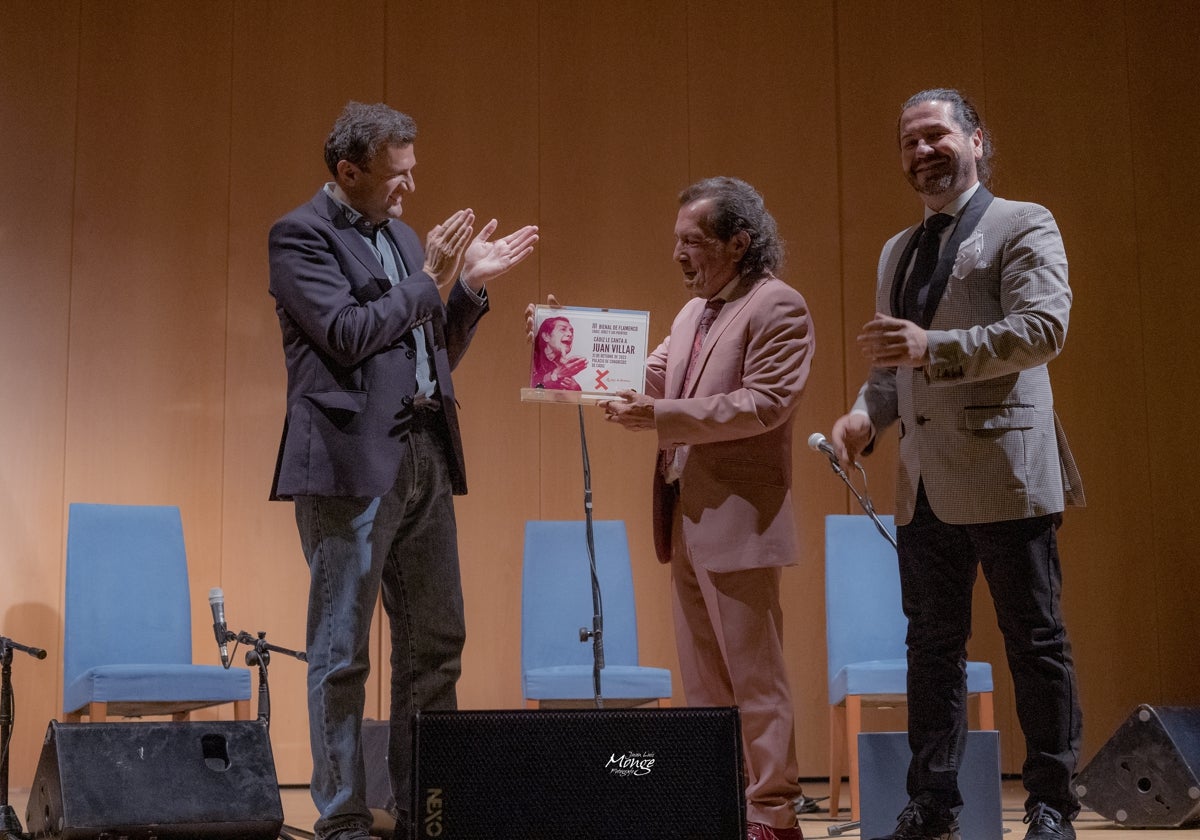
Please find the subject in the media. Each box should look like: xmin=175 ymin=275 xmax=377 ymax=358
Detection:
xmin=324 ymin=182 xmax=390 ymax=235
xmin=926 ymin=181 xmax=981 ymax=222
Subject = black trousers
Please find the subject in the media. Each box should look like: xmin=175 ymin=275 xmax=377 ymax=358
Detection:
xmin=898 ymin=483 xmax=1083 ymax=818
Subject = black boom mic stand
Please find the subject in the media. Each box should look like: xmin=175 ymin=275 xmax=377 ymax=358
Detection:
xmin=576 ymin=405 xmax=606 ymax=709
xmin=1 ymin=634 xmax=47 ymax=840
xmin=227 ymin=630 xmax=308 ymax=729
xmin=215 ymin=625 xmax=307 ymax=840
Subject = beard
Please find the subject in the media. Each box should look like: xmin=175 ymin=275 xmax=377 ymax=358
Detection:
xmin=907 ymin=155 xmax=970 ymax=197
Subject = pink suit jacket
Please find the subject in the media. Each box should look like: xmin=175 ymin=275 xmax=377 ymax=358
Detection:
xmin=647 ymin=274 xmax=815 ymax=571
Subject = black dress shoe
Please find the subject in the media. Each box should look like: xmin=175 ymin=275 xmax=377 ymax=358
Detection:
xmin=868 ymin=800 xmax=960 ymax=840
xmin=792 ymin=793 xmax=824 ymax=814
xmin=1023 ymin=803 xmax=1076 ymax=840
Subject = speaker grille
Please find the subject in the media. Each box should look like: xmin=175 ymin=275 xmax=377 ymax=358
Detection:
xmin=413 ymin=707 xmax=745 ymax=839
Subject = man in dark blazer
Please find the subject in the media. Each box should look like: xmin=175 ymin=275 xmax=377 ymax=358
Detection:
xmin=604 ymin=177 xmax=815 ymax=840
xmin=269 ymin=101 xmax=536 ymax=840
xmin=832 ymin=89 xmax=1083 ymax=840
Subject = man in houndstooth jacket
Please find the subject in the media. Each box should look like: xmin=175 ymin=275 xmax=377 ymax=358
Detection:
xmin=832 ymin=88 xmax=1084 ymax=840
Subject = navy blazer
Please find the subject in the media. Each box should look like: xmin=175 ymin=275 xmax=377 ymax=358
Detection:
xmin=268 ymin=189 xmax=487 ymax=500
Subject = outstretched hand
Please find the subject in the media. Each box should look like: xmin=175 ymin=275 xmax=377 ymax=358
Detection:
xmin=461 ymin=221 xmax=539 ymax=292
xmin=601 ymin=390 xmax=656 ymax=431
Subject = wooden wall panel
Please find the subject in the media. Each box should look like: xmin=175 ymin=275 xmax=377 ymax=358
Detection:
xmin=64 ymin=1 xmax=234 ymax=687
xmin=534 ymin=0 xmax=694 ymax=689
xmin=981 ymin=0 xmax=1156 ymax=764
xmin=1125 ymin=1 xmax=1200 ymax=708
xmin=0 ymin=0 xmax=80 ymax=793
xmin=683 ymin=0 xmax=846 ymax=769
xmin=226 ymin=0 xmax=390 ymax=783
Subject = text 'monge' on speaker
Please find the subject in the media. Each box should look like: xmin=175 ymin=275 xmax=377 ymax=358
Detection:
xmin=1075 ymin=704 xmax=1200 ymax=828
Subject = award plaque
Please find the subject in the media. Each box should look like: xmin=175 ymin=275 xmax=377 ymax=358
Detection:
xmin=522 ymin=305 xmax=651 ymax=405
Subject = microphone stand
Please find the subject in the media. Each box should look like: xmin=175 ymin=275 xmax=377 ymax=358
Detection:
xmin=222 ymin=630 xmax=306 ymax=840
xmin=812 ymin=449 xmax=894 ymax=837
xmin=818 ymin=455 xmax=896 ymax=550
xmin=575 ymin=405 xmax=606 ymax=709
xmin=1 ymin=635 xmax=47 ymax=840
xmin=223 ymin=630 xmax=307 ymax=729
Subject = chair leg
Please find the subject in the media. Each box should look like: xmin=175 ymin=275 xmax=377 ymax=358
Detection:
xmin=233 ymin=699 xmax=253 ymax=721
xmin=976 ymin=691 xmax=995 ymax=730
xmin=87 ymin=702 xmax=107 ymax=723
xmin=829 ymin=704 xmax=846 ymax=818
xmin=657 ymin=697 xmax=671 ymax=707
xmin=63 ymin=710 xmax=82 ymax=723
xmin=846 ymin=695 xmax=863 ymax=821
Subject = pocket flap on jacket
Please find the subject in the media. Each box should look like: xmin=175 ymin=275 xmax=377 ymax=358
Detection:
xmin=963 ymin=404 xmax=1040 ymax=431
xmin=306 ymin=389 xmax=367 ymax=414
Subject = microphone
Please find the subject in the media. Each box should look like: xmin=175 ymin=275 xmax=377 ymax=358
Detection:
xmin=208 ymin=587 xmax=230 ymax=669
xmin=807 ymin=432 xmax=839 ymax=462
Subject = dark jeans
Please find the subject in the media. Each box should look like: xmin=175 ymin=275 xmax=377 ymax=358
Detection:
xmin=294 ymin=423 xmax=465 ymax=840
xmin=898 ymin=484 xmax=1082 ymax=818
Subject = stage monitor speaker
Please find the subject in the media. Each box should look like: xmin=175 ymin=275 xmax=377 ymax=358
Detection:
xmin=363 ymin=718 xmax=394 ymax=811
xmin=24 ymin=719 xmax=284 ymax=840
xmin=1074 ymin=704 xmax=1200 ymax=828
xmin=858 ymin=730 xmax=1003 ymax=840
xmin=413 ymin=706 xmax=745 ymax=839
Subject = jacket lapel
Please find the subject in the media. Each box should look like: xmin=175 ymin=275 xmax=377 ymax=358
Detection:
xmin=889 ymin=185 xmax=996 ymax=324
xmin=921 ymin=185 xmax=994 ymax=326
xmin=889 ymin=228 xmax=923 ymax=318
xmin=313 ymin=191 xmax=393 ymax=296
xmin=676 ymin=276 xmax=758 ymax=398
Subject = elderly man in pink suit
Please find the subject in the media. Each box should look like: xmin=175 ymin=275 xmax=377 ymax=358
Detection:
xmin=604 ymin=176 xmax=815 ymax=840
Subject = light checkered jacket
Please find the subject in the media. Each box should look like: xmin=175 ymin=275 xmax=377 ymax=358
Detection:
xmin=855 ymin=192 xmax=1085 ymax=526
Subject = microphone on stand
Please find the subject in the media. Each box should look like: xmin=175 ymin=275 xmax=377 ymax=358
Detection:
xmin=807 ymin=432 xmax=840 ymax=464
xmin=808 ymin=431 xmax=896 ymax=549
xmin=208 ymin=587 xmax=231 ymax=669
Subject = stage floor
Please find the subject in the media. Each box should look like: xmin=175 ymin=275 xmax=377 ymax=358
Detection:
xmin=10 ymin=778 xmax=1200 ymax=838
xmin=277 ymin=779 xmax=1200 ymax=839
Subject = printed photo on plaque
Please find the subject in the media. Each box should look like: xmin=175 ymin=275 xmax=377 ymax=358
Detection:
xmin=522 ymin=305 xmax=650 ymax=404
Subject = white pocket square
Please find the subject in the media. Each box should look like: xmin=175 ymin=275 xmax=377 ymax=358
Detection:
xmin=952 ymin=230 xmax=986 ymax=279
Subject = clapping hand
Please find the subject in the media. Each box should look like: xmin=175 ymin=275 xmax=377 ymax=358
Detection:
xmin=422 ymin=209 xmax=475 ymax=289
xmin=462 ymin=220 xmax=540 ymax=292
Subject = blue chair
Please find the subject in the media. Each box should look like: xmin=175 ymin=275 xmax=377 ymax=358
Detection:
xmin=63 ymin=503 xmax=252 ymax=722
xmin=825 ymin=514 xmax=994 ymax=819
xmin=522 ymin=520 xmax=671 ymax=707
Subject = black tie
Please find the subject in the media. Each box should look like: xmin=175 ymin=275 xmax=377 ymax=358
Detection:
xmin=902 ymin=213 xmax=954 ymax=324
